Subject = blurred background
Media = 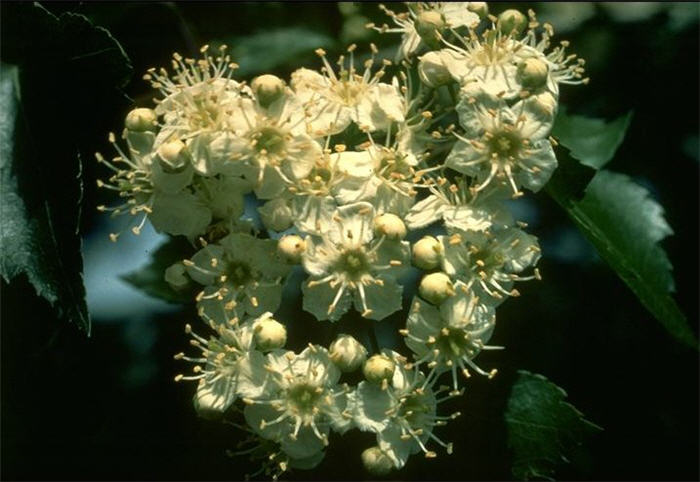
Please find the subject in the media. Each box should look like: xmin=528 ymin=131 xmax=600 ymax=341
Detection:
xmin=2 ymin=2 xmax=698 ymax=480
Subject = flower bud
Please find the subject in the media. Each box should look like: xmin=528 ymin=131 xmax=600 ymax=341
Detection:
xmin=527 ymin=92 xmax=558 ymax=119
xmin=329 ymin=334 xmax=368 ymax=372
xmin=125 ymin=108 xmax=157 ymax=132
xmin=419 ymin=272 xmax=455 ymax=305
xmin=412 ymin=236 xmax=443 ymax=270
xmin=363 ymin=354 xmax=395 ymax=384
xmin=156 ymin=139 xmax=191 ymax=172
xmin=253 ymin=314 xmax=287 ymax=351
xmin=361 ymin=446 xmax=394 ymax=476
xmin=415 ymin=10 xmax=445 ymax=48
xmin=418 ymin=51 xmax=452 ymax=88
xmin=259 ymin=198 xmax=293 ymax=232
xmin=517 ymin=57 xmax=549 ymax=91
xmin=277 ymin=234 xmax=306 ymax=264
xmin=251 ymin=74 xmax=286 ymax=108
xmin=164 ymin=262 xmax=189 ymax=291
xmin=467 ymin=2 xmax=489 ymax=18
xmin=374 ymin=213 xmax=407 ymax=240
xmin=497 ymin=9 xmax=527 ymax=36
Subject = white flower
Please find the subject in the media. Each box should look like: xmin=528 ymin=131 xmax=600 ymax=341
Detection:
xmin=437 ymin=10 xmax=588 ymax=98
xmin=184 ymin=232 xmax=292 ymax=321
xmin=96 ymin=132 xmax=212 ymax=240
xmin=174 ymin=319 xmax=268 ymax=418
xmin=146 ymin=46 xmax=252 ymax=143
xmin=404 ymin=293 xmax=498 ymax=389
xmin=351 ymin=350 xmax=459 ymax=469
xmin=332 ymin=143 xmax=422 ymax=217
xmin=214 ymin=94 xmax=322 ymax=200
xmin=445 ymin=91 xmax=557 ymax=195
xmin=243 ymin=345 xmax=352 ymax=460
xmin=405 ymin=175 xmax=513 ymax=232
xmin=374 ymin=3 xmax=481 ymax=60
xmin=439 ymin=227 xmax=541 ymax=306
xmin=301 ymin=202 xmax=410 ymax=321
xmin=291 ymin=46 xmax=405 ymax=136
xmin=286 ymin=148 xmax=365 ymax=236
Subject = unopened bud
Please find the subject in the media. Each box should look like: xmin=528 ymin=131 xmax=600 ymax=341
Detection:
xmin=527 ymin=92 xmax=558 ymax=119
xmin=467 ymin=2 xmax=489 ymax=18
xmin=517 ymin=57 xmax=549 ymax=91
xmin=415 ymin=10 xmax=445 ymax=48
xmin=374 ymin=213 xmax=407 ymax=240
xmin=253 ymin=313 xmax=287 ymax=351
xmin=259 ymin=198 xmax=293 ymax=232
xmin=125 ymin=108 xmax=157 ymax=132
xmin=361 ymin=446 xmax=394 ymax=476
xmin=363 ymin=354 xmax=395 ymax=384
xmin=497 ymin=9 xmax=527 ymax=36
xmin=277 ymin=234 xmax=306 ymax=264
xmin=329 ymin=334 xmax=368 ymax=372
xmin=156 ymin=139 xmax=191 ymax=171
xmin=413 ymin=236 xmax=443 ymax=270
xmin=164 ymin=262 xmax=189 ymax=290
xmin=251 ymin=74 xmax=286 ymax=108
xmin=419 ymin=272 xmax=455 ymax=304
xmin=418 ymin=51 xmax=452 ymax=88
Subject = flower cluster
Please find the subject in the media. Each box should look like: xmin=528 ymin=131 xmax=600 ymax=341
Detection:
xmin=97 ymin=2 xmax=585 ymax=478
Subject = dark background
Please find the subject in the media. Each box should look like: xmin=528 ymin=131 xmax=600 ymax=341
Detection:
xmin=2 ymin=2 xmax=698 ymax=480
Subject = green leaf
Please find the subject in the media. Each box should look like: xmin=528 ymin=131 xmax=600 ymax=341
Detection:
xmin=121 ymin=238 xmax=196 ymax=304
xmin=505 ymin=371 xmax=601 ymax=481
xmin=552 ymin=109 xmax=633 ymax=169
xmin=548 ymin=109 xmax=695 ymax=347
xmin=222 ymin=27 xmax=335 ymax=77
xmin=549 ymin=170 xmax=696 ymax=347
xmin=0 ymin=3 xmax=133 ymax=335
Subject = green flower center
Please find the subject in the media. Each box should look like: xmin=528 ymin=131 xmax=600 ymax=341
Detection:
xmin=225 ymin=260 xmax=259 ymax=287
xmin=338 ymin=249 xmax=370 ymax=281
xmin=400 ymin=390 xmax=433 ymax=427
xmin=255 ymin=126 xmax=286 ymax=155
xmin=287 ymin=383 xmax=321 ymax=416
xmin=489 ymin=131 xmax=521 ymax=159
xmin=472 ymin=247 xmax=506 ymax=276
xmin=331 ymin=73 xmax=367 ymax=106
xmin=435 ymin=327 xmax=477 ymax=360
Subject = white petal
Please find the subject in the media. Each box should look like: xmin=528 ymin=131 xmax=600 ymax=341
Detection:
xmin=404 ymin=194 xmax=446 ymax=230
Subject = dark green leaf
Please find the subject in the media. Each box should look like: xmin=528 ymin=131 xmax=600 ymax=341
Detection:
xmin=550 ymin=170 xmax=696 ymax=347
xmin=0 ymin=3 xmax=133 ymax=335
xmin=552 ymin=109 xmax=633 ymax=169
xmin=506 ymin=371 xmax=601 ymax=481
xmin=121 ymin=238 xmax=197 ymax=304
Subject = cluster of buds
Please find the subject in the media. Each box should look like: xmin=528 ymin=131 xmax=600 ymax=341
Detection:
xmin=96 ymin=2 xmax=585 ymax=478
